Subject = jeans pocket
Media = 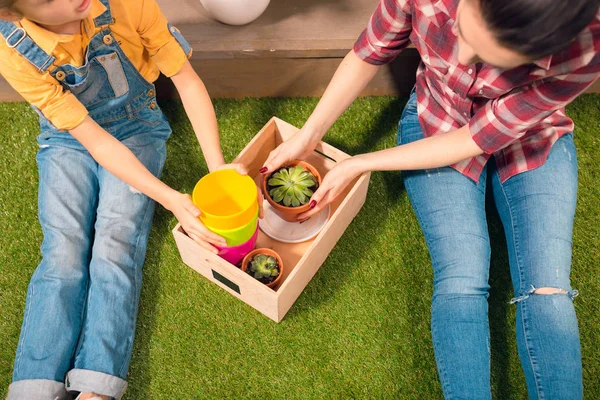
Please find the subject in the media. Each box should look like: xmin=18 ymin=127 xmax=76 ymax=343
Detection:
xmin=398 ymin=89 xmax=421 ymax=146
xmin=55 ymin=52 xmax=128 ymax=109
xmin=95 ymin=52 xmax=129 ymax=98
xmin=400 ymin=88 xmax=418 ymax=121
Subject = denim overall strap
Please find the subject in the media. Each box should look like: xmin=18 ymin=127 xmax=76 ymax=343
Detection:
xmin=94 ymin=0 xmax=115 ymax=27
xmin=0 ymin=21 xmax=56 ymax=72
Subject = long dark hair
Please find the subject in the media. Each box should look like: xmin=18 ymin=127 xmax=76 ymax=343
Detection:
xmin=478 ymin=0 xmax=600 ymax=58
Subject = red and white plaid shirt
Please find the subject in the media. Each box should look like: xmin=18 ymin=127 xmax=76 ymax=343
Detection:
xmin=354 ymin=0 xmax=600 ymax=182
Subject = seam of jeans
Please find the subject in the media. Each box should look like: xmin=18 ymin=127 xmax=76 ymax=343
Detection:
xmin=407 ymin=174 xmax=450 ymax=396
xmin=72 ymin=276 xmax=91 ymax=364
xmin=117 ymin=146 xmax=165 ymax=377
xmin=118 ymin=194 xmax=152 ymax=378
xmin=495 ymin=170 xmax=543 ymax=397
xmin=72 ymin=156 xmax=97 ymax=368
xmin=430 ymin=318 xmax=453 ymax=398
xmin=14 ymin=265 xmax=39 ymax=377
xmin=76 ymin=266 xmax=94 ymax=366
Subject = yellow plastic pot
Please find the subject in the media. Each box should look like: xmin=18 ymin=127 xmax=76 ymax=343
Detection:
xmin=193 ymin=169 xmax=258 ymax=230
xmin=209 ymin=209 xmax=259 ymax=247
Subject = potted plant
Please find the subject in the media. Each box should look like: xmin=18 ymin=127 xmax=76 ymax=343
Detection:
xmin=241 ymin=248 xmax=284 ymax=289
xmin=262 ymin=160 xmax=322 ymax=222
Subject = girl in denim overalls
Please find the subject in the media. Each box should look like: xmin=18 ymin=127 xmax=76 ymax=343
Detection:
xmin=0 ymin=0 xmax=241 ymax=399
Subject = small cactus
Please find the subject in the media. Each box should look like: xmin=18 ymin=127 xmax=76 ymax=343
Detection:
xmin=268 ymin=165 xmax=317 ymax=207
xmin=248 ymin=254 xmax=280 ymax=281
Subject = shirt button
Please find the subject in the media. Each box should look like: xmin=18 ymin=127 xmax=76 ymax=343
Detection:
xmin=103 ymin=35 xmax=113 ymax=45
xmin=467 ymin=68 xmax=473 ymax=74
xmin=55 ymin=71 xmax=66 ymax=81
xmin=463 ymin=112 xmax=468 ymax=117
xmin=423 ymin=54 xmax=429 ymax=61
xmin=479 ymin=89 xmax=484 ymax=95
xmin=148 ymin=89 xmax=155 ymax=98
xmin=149 ymin=101 xmax=157 ymax=110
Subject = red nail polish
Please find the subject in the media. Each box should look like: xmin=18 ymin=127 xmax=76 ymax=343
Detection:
xmin=309 ymin=200 xmax=317 ymax=209
xmin=259 ymin=167 xmax=268 ymax=174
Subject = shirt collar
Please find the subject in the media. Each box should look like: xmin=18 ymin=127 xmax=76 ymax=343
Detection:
xmin=434 ymin=0 xmax=553 ymax=70
xmin=532 ymin=55 xmax=553 ymax=70
xmin=432 ymin=0 xmax=458 ymax=26
xmin=18 ymin=0 xmax=106 ymax=55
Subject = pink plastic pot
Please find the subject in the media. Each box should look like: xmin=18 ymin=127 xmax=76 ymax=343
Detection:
xmin=213 ymin=223 xmax=259 ymax=265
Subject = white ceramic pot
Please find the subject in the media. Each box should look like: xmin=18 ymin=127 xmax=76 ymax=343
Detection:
xmin=200 ymin=0 xmax=271 ymax=26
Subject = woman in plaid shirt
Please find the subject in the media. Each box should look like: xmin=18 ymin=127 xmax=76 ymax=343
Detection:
xmin=262 ymin=0 xmax=599 ymax=397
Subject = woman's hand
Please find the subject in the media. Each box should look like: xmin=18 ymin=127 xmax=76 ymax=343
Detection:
xmin=297 ymin=157 xmax=364 ymax=220
xmin=260 ymin=127 xmax=320 ymax=175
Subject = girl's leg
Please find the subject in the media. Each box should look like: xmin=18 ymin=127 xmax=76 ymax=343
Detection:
xmin=491 ymin=133 xmax=582 ymax=399
xmin=8 ymin=145 xmax=98 ymax=400
xmin=66 ymin=133 xmax=167 ymax=400
xmin=399 ymin=93 xmax=492 ymax=399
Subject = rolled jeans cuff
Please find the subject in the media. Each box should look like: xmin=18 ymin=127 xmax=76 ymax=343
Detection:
xmin=66 ymin=369 xmax=127 ymax=399
xmin=7 ymin=379 xmax=69 ymax=400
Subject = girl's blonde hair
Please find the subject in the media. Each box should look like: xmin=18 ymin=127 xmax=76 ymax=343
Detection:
xmin=0 ymin=0 xmax=18 ymax=9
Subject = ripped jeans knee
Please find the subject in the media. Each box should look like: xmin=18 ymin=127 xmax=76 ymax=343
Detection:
xmin=509 ymin=284 xmax=579 ymax=305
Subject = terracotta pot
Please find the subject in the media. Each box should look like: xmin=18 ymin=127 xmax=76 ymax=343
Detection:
xmin=262 ymin=160 xmax=322 ymax=223
xmin=241 ymin=248 xmax=284 ymax=289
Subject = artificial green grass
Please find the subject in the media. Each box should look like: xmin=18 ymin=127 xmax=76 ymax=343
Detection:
xmin=0 ymin=95 xmax=598 ymax=399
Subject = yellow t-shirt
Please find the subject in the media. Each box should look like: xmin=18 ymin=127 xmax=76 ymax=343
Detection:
xmin=0 ymin=0 xmax=191 ymax=131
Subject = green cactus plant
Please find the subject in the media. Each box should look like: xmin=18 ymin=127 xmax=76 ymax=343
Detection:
xmin=247 ymin=254 xmax=280 ymax=282
xmin=268 ymin=165 xmax=317 ymax=207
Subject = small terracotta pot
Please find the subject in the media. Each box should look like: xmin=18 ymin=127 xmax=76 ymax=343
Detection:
xmin=262 ymin=160 xmax=322 ymax=223
xmin=241 ymin=248 xmax=284 ymax=289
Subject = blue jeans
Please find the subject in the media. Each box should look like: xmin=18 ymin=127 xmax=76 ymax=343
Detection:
xmin=398 ymin=91 xmax=582 ymax=399
xmin=9 ymin=128 xmax=167 ymax=400
xmin=6 ymin=0 xmax=191 ymax=397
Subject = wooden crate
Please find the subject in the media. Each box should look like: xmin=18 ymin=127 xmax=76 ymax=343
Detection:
xmin=172 ymin=117 xmax=371 ymax=322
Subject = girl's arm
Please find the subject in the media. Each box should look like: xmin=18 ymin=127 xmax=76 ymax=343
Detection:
xmin=70 ymin=117 xmax=227 ymax=253
xmin=170 ymin=60 xmax=243 ymax=173
xmin=170 ymin=60 xmax=264 ymax=216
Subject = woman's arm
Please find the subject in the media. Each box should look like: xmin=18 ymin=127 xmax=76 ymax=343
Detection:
xmin=298 ymin=124 xmax=484 ymax=220
xmin=303 ymin=50 xmax=381 ymax=142
xmin=353 ymin=124 xmax=483 ymax=173
xmin=261 ymin=50 xmax=381 ymax=173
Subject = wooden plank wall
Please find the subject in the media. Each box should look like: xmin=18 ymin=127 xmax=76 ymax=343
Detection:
xmin=1 ymin=0 xmax=599 ymax=101
xmin=2 ymin=49 xmax=599 ymax=101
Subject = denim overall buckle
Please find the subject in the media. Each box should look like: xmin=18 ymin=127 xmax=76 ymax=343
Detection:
xmin=6 ymin=27 xmax=26 ymax=48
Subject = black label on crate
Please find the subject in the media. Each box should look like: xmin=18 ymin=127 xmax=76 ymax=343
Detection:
xmin=212 ymin=270 xmax=241 ymax=294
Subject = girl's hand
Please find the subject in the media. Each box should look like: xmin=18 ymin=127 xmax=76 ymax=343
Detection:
xmin=260 ymin=127 xmax=319 ymax=175
xmin=213 ymin=162 xmax=248 ymax=175
xmin=213 ymin=163 xmax=264 ymax=219
xmin=166 ymin=192 xmax=227 ymax=254
xmin=297 ymin=157 xmax=363 ymax=220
